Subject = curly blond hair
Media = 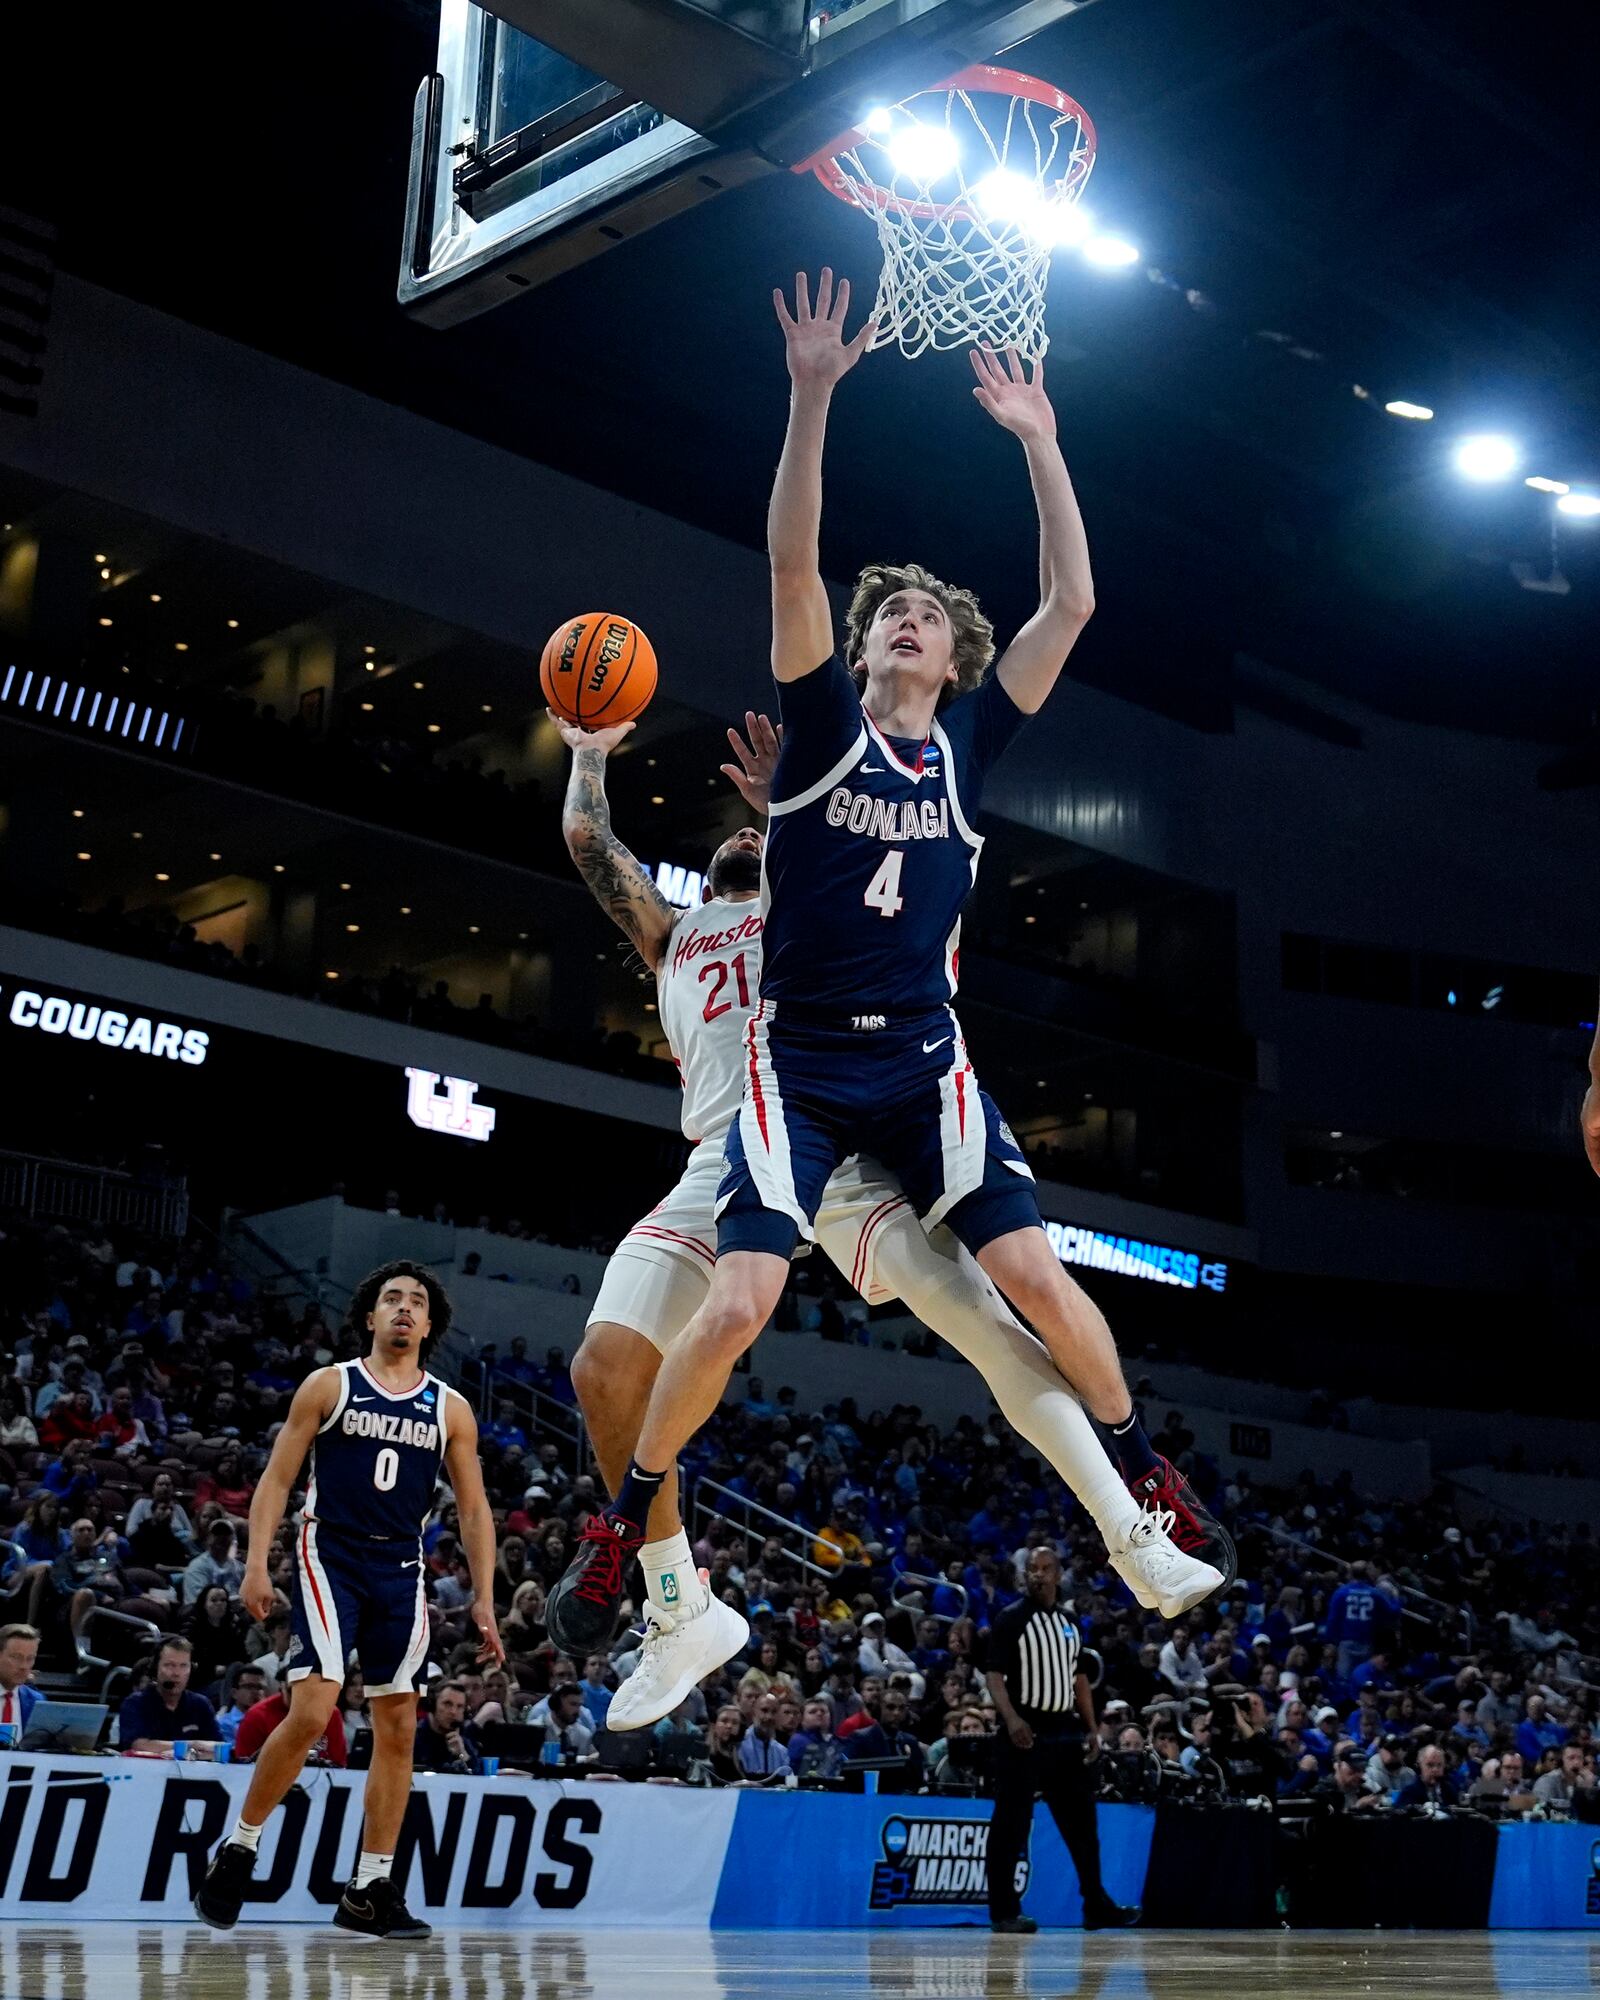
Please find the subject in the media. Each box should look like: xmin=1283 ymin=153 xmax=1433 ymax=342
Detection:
xmin=844 ymin=562 xmax=994 ymax=703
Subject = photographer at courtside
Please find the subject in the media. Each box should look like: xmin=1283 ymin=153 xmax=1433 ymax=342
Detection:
xmin=983 ymin=1546 xmax=1139 ymax=1933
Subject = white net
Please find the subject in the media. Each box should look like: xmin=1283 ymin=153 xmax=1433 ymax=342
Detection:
xmin=814 ymin=71 xmax=1095 ymax=362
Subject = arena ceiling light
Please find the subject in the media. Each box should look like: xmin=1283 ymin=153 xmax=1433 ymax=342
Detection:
xmin=1454 ymin=434 xmax=1519 ymax=481
xmin=886 ymin=121 xmax=961 ymax=181
xmin=1384 ymin=400 xmax=1433 ymax=421
xmin=1081 ymin=234 xmax=1140 ymax=269
xmin=1556 ymin=491 xmax=1600 ymax=519
xmin=1526 ymin=475 xmax=1570 ymax=495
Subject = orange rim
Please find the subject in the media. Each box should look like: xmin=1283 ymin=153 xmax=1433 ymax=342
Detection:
xmin=800 ymin=64 xmax=1097 ymax=226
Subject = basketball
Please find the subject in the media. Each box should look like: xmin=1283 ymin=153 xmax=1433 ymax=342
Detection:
xmin=539 ymin=611 xmax=658 ymax=729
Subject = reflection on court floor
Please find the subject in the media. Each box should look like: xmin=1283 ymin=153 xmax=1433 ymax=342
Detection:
xmin=0 ymin=1924 xmax=1597 ymax=2000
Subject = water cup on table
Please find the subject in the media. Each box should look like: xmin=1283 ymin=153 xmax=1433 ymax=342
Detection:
xmin=480 ymin=1756 xmax=499 ymax=1777
xmin=0 ymin=1724 xmax=17 ymax=1750
xmin=540 ymin=1742 xmax=562 ymax=1768
xmin=172 ymin=1740 xmax=188 ymax=1762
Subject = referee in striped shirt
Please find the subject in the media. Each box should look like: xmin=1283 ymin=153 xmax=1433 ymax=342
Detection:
xmin=983 ymin=1546 xmax=1138 ymax=1932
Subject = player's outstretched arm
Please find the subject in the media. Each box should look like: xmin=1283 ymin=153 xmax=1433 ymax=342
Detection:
xmin=443 ymin=1401 xmax=505 ymax=1667
xmin=240 ymin=1368 xmax=339 ymax=1621
xmin=970 ymin=347 xmax=1095 ymax=716
xmin=769 ymin=269 xmax=874 ymax=683
xmin=553 ymin=711 xmax=676 ymax=972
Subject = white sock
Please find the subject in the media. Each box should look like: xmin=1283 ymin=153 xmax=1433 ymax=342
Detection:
xmin=641 ymin=1529 xmax=706 ymax=1616
xmin=353 ymin=1851 xmax=393 ymax=1889
xmin=229 ymin=1817 xmax=263 ymax=1853
xmin=872 ymin=1220 xmax=1142 ymax=1549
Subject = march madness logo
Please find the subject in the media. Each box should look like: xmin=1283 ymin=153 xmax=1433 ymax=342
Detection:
xmin=868 ymin=1814 xmax=1028 ymax=1911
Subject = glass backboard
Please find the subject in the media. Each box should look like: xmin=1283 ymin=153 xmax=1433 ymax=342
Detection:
xmin=400 ymin=0 xmax=1088 ymax=325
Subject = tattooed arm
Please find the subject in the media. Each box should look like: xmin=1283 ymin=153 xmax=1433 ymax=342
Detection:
xmin=550 ymin=711 xmax=676 ymax=972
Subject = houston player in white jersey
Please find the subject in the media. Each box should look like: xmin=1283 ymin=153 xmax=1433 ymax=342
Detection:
xmin=551 ymin=710 xmax=1221 ymax=1727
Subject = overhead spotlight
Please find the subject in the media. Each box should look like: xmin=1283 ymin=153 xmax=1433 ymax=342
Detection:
xmin=1525 ymin=476 xmax=1569 ymax=495
xmin=1556 ymin=491 xmax=1600 ymax=519
xmin=209 ymin=852 xmax=221 ymax=861
xmin=972 ymin=167 xmax=1038 ymax=223
xmin=339 ymin=881 xmax=352 ymax=891
xmin=650 ymin=795 xmax=665 ymax=805
xmin=887 ymin=121 xmax=961 ymax=181
xmin=75 ymin=851 xmax=91 ymax=861
xmin=93 ymin=554 xmax=105 ymax=564
xmin=1384 ymin=400 xmax=1433 ymax=421
xmin=426 ymin=722 xmax=441 ymax=734
xmin=481 ymin=703 xmax=492 ymax=714
xmin=174 ymin=642 xmax=188 ymax=652
xmin=325 ymin=970 xmax=339 ymax=981
xmin=99 ymin=567 xmax=111 ymax=581
xmin=1454 ymin=434 xmax=1519 ymax=481
xmin=155 ymin=872 xmax=170 ymax=882
xmin=359 ymin=701 xmax=373 ymax=712
xmin=149 ymin=593 xmax=161 ymax=604
xmin=862 ymin=105 xmax=892 ymax=135
xmin=345 ymin=923 xmax=360 ymax=934
xmin=273 ymin=863 xmax=285 ymax=874
xmin=71 ymin=809 xmax=84 ymax=818
xmin=412 ymin=679 xmax=425 ymax=690
xmin=363 ymin=645 xmax=376 ymax=655
xmin=98 ymin=617 xmax=113 ymax=628
xmin=399 ymin=905 xmax=411 ymax=915
xmin=468 ymin=924 xmax=480 ymax=934
xmin=1044 ymin=203 xmax=1093 ymax=250
xmin=226 ymin=618 xmax=239 ymax=630
xmin=1082 ymin=234 xmax=1140 ymax=269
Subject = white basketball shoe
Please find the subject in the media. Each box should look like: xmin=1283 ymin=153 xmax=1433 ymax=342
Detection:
xmin=1109 ymin=1505 xmax=1225 ymax=1619
xmin=605 ymin=1584 xmax=751 ymax=1733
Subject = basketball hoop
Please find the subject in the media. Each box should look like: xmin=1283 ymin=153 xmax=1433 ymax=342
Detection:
xmin=801 ymin=65 xmax=1096 ymax=362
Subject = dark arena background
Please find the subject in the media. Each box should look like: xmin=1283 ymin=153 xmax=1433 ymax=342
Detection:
xmin=1 ymin=0 xmax=1598 ymax=1993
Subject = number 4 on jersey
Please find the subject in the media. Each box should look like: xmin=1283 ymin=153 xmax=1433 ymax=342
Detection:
xmin=864 ymin=849 xmax=905 ymax=918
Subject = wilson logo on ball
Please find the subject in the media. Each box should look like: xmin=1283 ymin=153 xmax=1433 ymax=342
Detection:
xmin=540 ymin=610 xmax=658 ymax=728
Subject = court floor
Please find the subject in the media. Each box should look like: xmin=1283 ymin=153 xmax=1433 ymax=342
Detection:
xmin=0 ymin=1924 xmax=1594 ymax=1999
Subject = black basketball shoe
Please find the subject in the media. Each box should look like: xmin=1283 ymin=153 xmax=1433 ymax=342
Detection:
xmin=193 ymin=1841 xmax=256 ymax=1930
xmin=1125 ymin=1456 xmax=1237 ymax=1592
xmin=333 ymin=1876 xmax=433 ymax=1939
xmin=1083 ymin=1895 xmax=1141 ymax=1929
xmin=546 ymin=1510 xmax=644 ymax=1654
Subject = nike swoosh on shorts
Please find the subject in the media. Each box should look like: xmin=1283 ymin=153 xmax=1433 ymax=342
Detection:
xmin=922 ymin=1037 xmax=950 ymax=1053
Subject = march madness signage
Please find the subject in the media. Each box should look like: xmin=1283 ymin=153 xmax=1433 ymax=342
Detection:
xmin=0 ymin=1760 xmax=735 ymax=1926
xmin=870 ymin=1812 xmax=1027 ymax=1911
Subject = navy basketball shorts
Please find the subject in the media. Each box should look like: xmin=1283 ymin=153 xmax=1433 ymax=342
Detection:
xmin=715 ymin=1003 xmax=1040 ymax=1262
xmin=288 ymin=1519 xmax=429 ymax=1697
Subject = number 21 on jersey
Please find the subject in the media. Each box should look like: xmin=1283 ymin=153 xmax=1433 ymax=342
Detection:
xmin=864 ymin=850 xmax=905 ymax=918
xmin=700 ymin=950 xmax=753 ymax=1021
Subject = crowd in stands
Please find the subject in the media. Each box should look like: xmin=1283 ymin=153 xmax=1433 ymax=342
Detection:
xmin=1 ymin=1202 xmax=1595 ymax=1822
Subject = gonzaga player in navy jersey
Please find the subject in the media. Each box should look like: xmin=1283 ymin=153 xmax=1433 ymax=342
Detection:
xmin=196 ymin=1261 xmax=502 ymax=1939
xmin=542 ymin=712 xmax=1219 ymax=1718
xmin=548 ymin=273 xmax=1234 ymax=1656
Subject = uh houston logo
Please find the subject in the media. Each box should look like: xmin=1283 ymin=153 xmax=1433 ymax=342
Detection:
xmin=404 ymin=1067 xmax=496 ymax=1143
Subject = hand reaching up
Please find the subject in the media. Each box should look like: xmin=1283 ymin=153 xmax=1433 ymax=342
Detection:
xmin=720 ymin=710 xmax=783 ymax=814
xmin=774 ymin=268 xmax=877 ymax=389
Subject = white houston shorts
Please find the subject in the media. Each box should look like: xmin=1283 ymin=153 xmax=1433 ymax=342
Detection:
xmin=589 ymin=1138 xmax=913 ymax=1352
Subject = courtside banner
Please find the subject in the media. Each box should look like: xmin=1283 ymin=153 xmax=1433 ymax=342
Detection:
xmin=0 ymin=1760 xmax=737 ymax=1925
xmin=1488 ymin=1823 xmax=1600 ymax=1930
xmin=711 ymin=1792 xmax=1155 ymax=1928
